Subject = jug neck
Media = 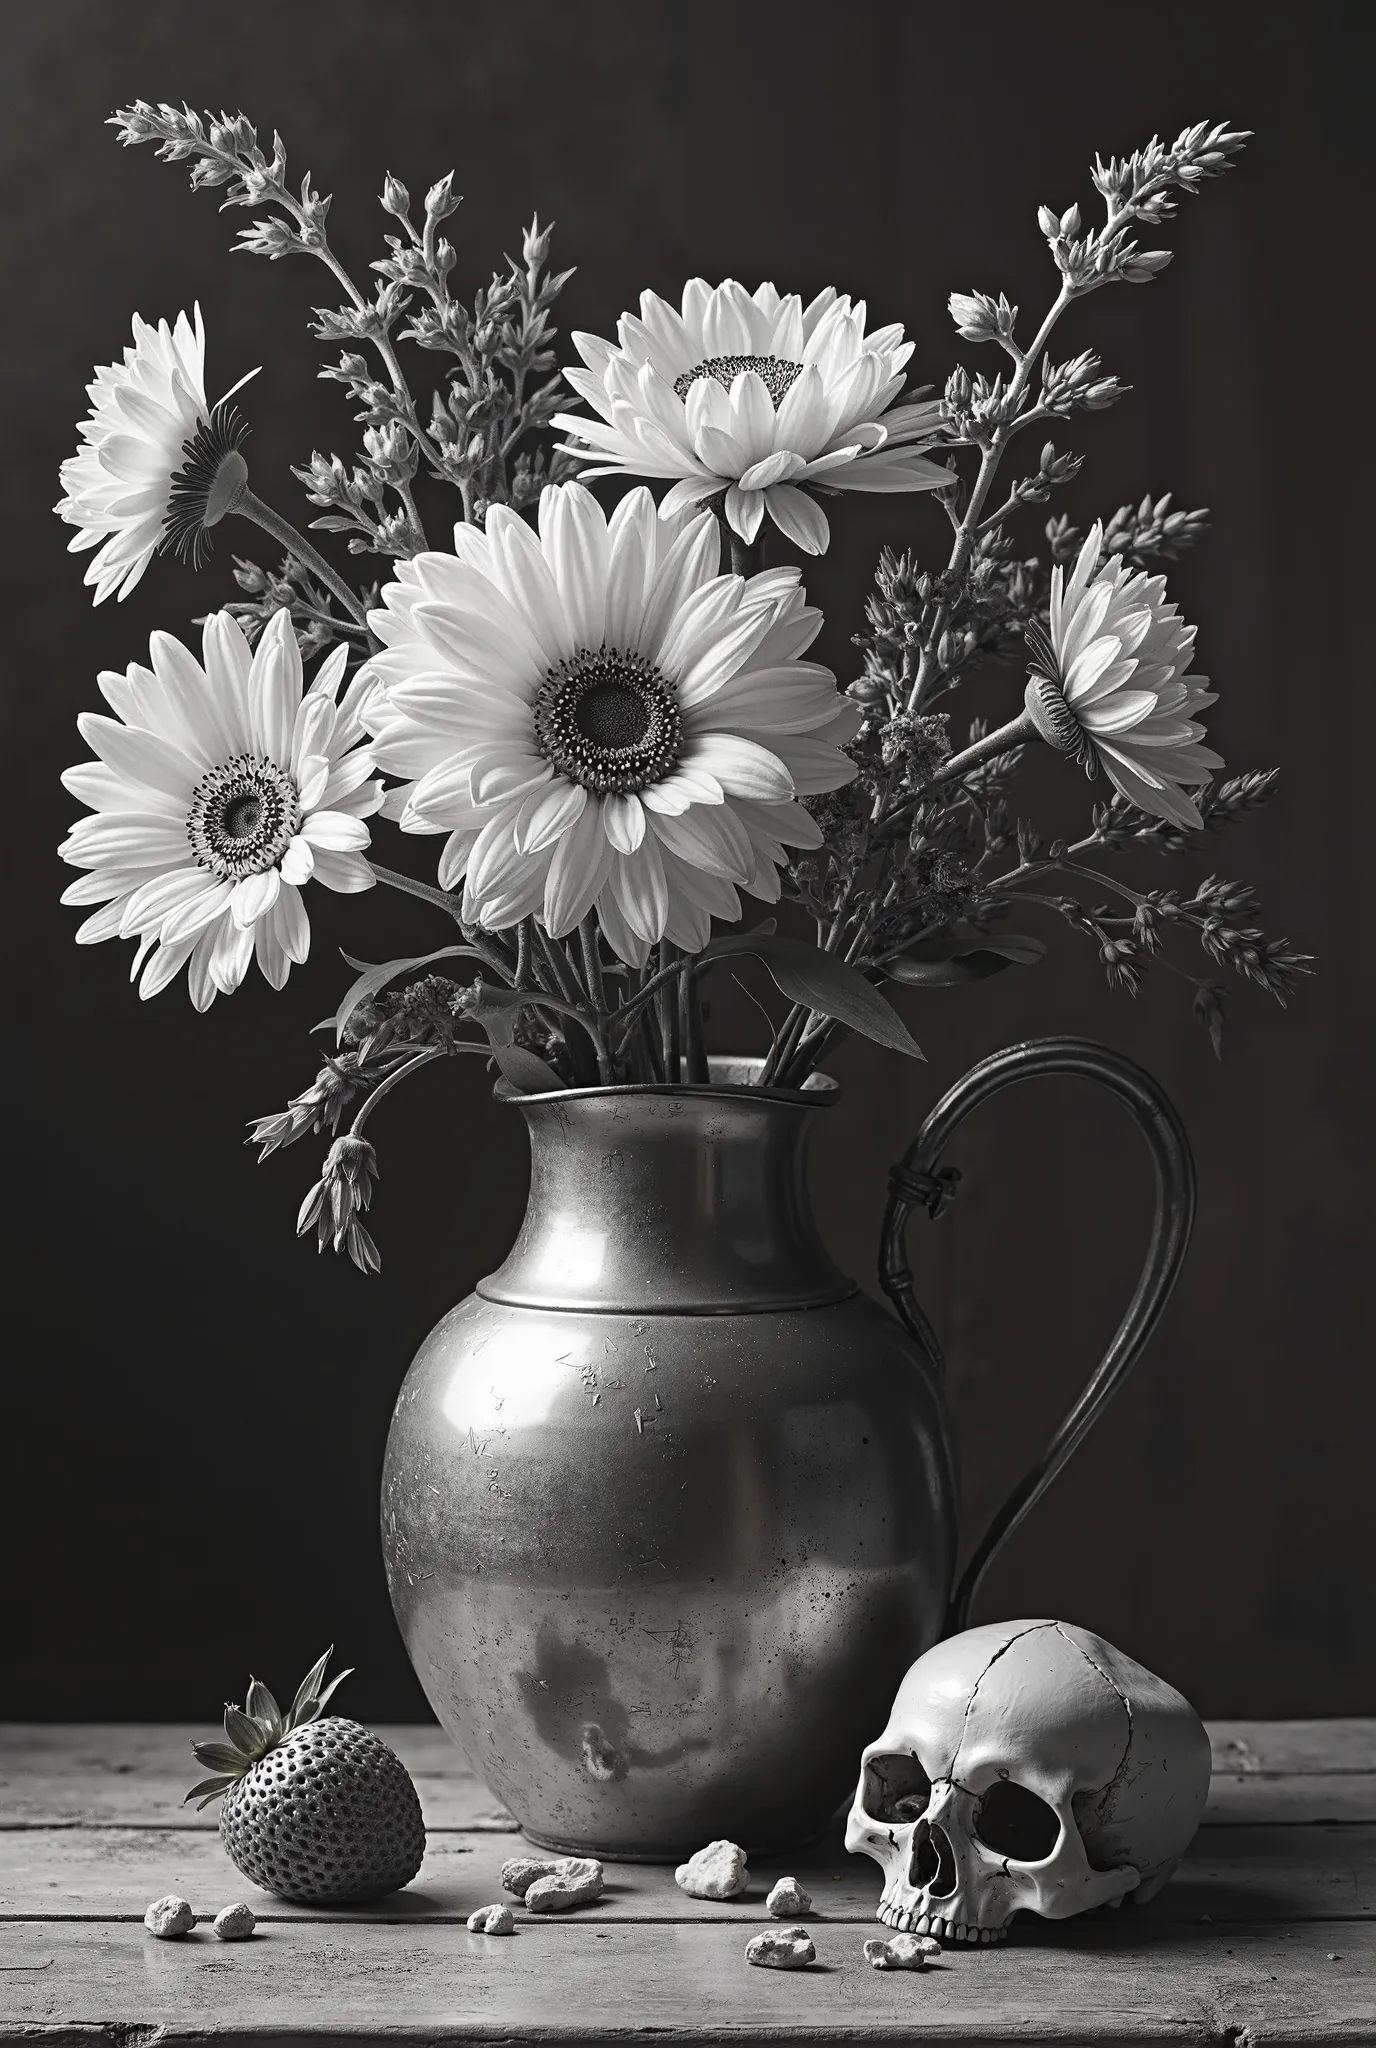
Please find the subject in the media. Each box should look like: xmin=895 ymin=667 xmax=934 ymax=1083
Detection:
xmin=478 ymin=1062 xmax=854 ymax=1314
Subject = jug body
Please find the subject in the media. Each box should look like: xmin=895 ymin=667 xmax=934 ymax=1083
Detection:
xmin=382 ymin=1068 xmax=958 ymax=1858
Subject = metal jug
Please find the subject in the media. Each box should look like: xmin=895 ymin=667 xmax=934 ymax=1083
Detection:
xmin=382 ymin=1036 xmax=1193 ymax=1858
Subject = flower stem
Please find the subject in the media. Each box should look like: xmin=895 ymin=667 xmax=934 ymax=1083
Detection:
xmin=679 ymin=965 xmax=708 ymax=1084
xmin=905 ymin=283 xmax=1072 ymax=714
xmin=533 ymin=925 xmax=599 ymax=1086
xmin=725 ymin=522 xmax=759 ymax=579
xmin=656 ymin=941 xmax=680 ymax=1083
xmin=233 ymin=488 xmax=371 ymax=630
xmin=577 ymin=917 xmax=614 ymax=1083
xmin=349 ymin=1045 xmax=450 ymax=1136
xmin=370 ymin=864 xmax=517 ymax=983
xmin=933 ymin=710 xmax=1038 ymax=785
xmin=369 ymin=862 xmax=462 ymax=916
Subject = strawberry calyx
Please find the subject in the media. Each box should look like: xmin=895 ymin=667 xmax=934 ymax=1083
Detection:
xmin=185 ymin=1646 xmax=355 ymax=1810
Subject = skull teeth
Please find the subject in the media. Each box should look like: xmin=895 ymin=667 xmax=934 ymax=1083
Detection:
xmin=875 ymin=1909 xmax=1009 ymax=1945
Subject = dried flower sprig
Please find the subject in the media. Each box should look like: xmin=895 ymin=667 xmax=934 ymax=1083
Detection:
xmin=751 ymin=121 xmax=1301 ymax=1087
xmin=108 ymin=102 xmax=577 ymax=581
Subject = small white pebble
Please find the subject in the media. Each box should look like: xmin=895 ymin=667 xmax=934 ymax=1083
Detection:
xmin=864 ymin=1933 xmax=929 ymax=1970
xmin=766 ymin=1875 xmax=812 ymax=1917
xmin=212 ymin=1902 xmax=256 ymax=1942
xmin=746 ymin=1925 xmax=815 ymax=1970
xmin=501 ymin=1856 xmax=555 ymax=1898
xmin=524 ymin=1858 xmax=604 ymax=1914
xmin=144 ymin=1895 xmax=195 ymax=1939
xmin=467 ymin=1903 xmax=515 ymax=1935
xmin=675 ymin=1839 xmax=748 ymax=1899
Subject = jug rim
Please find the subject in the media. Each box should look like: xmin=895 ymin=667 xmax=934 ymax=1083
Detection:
xmin=494 ymin=1052 xmax=839 ymax=1112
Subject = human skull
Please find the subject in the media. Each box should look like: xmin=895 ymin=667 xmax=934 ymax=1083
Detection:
xmin=845 ymin=1619 xmax=1211 ymax=1945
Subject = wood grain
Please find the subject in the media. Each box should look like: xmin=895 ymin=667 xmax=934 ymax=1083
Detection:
xmin=0 ymin=1919 xmax=1370 ymax=2043
xmin=1206 ymin=1774 xmax=1376 ymax=1824
xmin=2 ymin=1821 xmax=1372 ymax=1927
xmin=0 ymin=1728 xmax=515 ymax=1832
xmin=1209 ymin=1723 xmax=1376 ymax=1775
xmin=4 ymin=1725 xmax=1372 ymax=2042
xmin=6 ymin=1723 xmax=1373 ymax=1830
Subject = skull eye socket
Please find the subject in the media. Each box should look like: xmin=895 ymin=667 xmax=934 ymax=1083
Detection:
xmin=860 ymin=1752 xmax=932 ymax=1825
xmin=974 ymin=1780 xmax=1061 ymax=1862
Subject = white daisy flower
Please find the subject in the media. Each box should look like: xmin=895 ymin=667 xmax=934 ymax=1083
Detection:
xmin=1024 ymin=523 xmax=1223 ymax=830
xmin=551 ymin=280 xmax=949 ymax=556
xmin=55 ymin=305 xmax=254 ymax=603
xmin=361 ymin=482 xmax=859 ymax=964
xmin=60 ymin=609 xmax=381 ymax=1007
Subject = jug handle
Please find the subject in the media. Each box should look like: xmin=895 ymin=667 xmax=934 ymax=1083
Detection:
xmin=877 ymin=1035 xmax=1195 ymax=1637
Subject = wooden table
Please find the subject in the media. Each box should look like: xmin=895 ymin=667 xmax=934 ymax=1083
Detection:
xmin=1 ymin=1721 xmax=1372 ymax=2043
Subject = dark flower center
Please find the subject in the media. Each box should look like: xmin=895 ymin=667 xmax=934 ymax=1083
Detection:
xmin=674 ymin=354 xmax=803 ymax=408
xmin=187 ymin=756 xmax=301 ymax=879
xmin=534 ymin=648 xmax=682 ymax=795
xmin=222 ymin=794 xmax=264 ymax=840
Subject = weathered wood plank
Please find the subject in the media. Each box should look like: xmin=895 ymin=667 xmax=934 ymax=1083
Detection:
xmin=1206 ymin=1774 xmax=1376 ymax=1824
xmin=0 ymin=1918 xmax=1370 ymax=2043
xmin=0 ymin=1728 xmax=514 ymax=1832
xmin=5 ymin=1724 xmax=1374 ymax=1830
xmin=1209 ymin=1722 xmax=1376 ymax=1775
xmin=1 ymin=1823 xmax=1372 ymax=1927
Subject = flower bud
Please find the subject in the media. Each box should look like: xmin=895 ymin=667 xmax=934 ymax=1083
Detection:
xmin=523 ymin=215 xmax=553 ymax=269
xmin=848 ymin=675 xmax=887 ymax=707
xmin=1059 ymin=204 xmax=1082 ymax=239
xmin=325 ymin=1133 xmax=378 ymax=1193
xmin=1038 ymin=205 xmax=1060 ymax=238
xmin=948 ymin=291 xmax=997 ymax=343
xmin=1120 ymin=249 xmax=1173 ymax=283
xmin=425 ymin=172 xmax=461 ymax=221
xmin=382 ymin=174 xmax=410 ymax=217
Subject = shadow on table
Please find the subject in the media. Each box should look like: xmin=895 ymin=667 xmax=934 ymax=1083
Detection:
xmin=1009 ymin=1876 xmax=1298 ymax=1949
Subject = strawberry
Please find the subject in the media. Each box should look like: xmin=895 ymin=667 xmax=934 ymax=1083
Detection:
xmin=186 ymin=1649 xmax=425 ymax=1905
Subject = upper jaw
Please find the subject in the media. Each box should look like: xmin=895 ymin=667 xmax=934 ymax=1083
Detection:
xmin=877 ymin=1891 xmax=1010 ymax=1945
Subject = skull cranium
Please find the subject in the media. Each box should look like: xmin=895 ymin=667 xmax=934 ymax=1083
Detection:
xmin=844 ymin=1619 xmax=1211 ymax=1944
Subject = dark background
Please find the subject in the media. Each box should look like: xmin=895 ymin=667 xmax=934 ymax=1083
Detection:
xmin=3 ymin=0 xmax=1370 ymax=1726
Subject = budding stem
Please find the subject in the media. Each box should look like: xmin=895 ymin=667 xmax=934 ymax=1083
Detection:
xmin=233 ymin=487 xmax=372 ymax=631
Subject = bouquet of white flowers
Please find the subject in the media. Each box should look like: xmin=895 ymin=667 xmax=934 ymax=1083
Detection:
xmin=57 ymin=107 xmax=1306 ymax=1270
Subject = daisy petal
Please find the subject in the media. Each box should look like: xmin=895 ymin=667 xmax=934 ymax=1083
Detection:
xmin=279 ymin=835 xmax=315 ymax=886
xmin=682 ymin=733 xmax=793 ymax=802
xmin=765 ymin=484 xmax=830 ymax=554
xmin=542 ymin=796 xmax=615 ymax=936
xmin=231 ymin=868 xmax=281 ymax=929
xmin=301 ymin=810 xmax=371 ymax=852
xmin=601 ymin=793 xmax=646 ymax=854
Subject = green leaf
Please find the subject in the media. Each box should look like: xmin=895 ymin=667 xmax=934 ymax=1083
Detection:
xmin=702 ymin=930 xmax=923 ymax=1059
xmin=334 ymin=947 xmax=486 ymax=1042
xmin=978 ymin=934 xmax=1048 ymax=966
xmin=490 ymin=1044 xmax=564 ymax=1094
xmin=222 ymin=1706 xmax=269 ymax=1758
xmin=302 ymin=1666 xmax=355 ymax=1725
xmin=887 ymin=934 xmax=1047 ymax=986
xmin=244 ymin=1679 xmax=282 ymax=1741
xmin=289 ymin=1648 xmax=335 ymax=1728
xmin=184 ymin=1774 xmax=238 ymax=1811
xmin=189 ymin=1740 xmax=246 ymax=1774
